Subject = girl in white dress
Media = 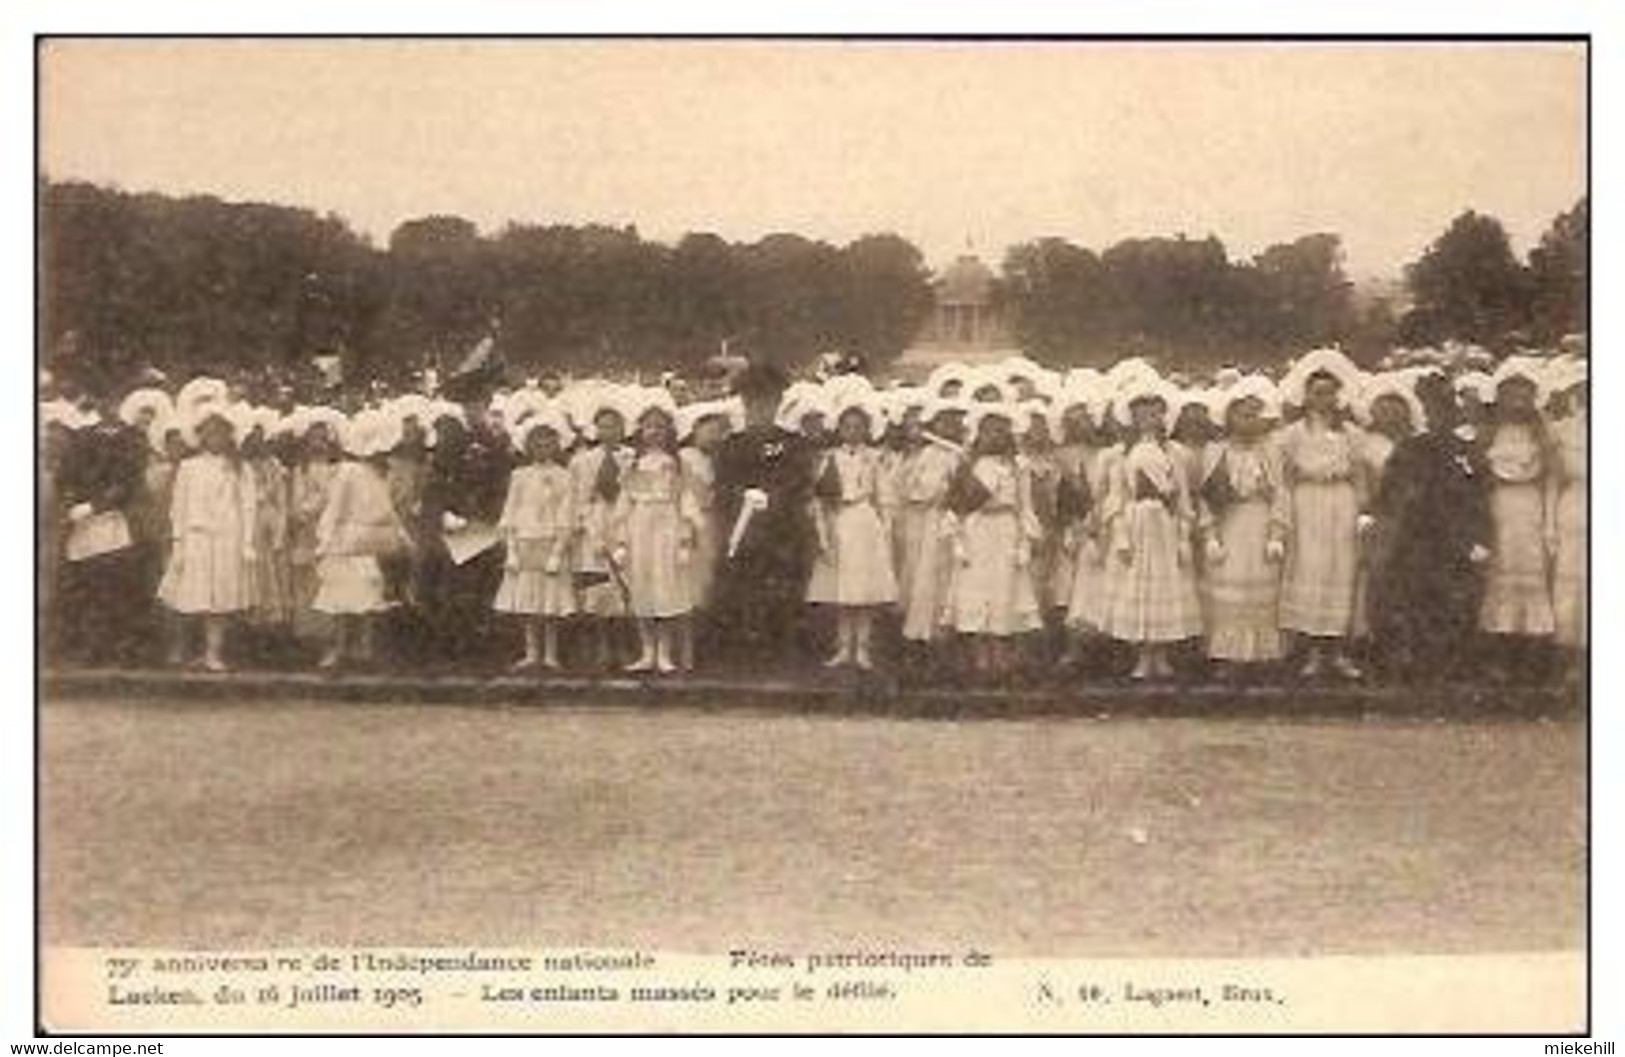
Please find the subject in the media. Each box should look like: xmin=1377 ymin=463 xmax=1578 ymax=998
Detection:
xmin=157 ymin=405 xmax=257 ymax=671
xmin=675 ymin=402 xmax=733 ymax=670
xmin=807 ymin=400 xmax=899 ymax=670
xmin=1478 ymin=363 xmax=1557 ymax=678
xmin=1546 ymin=368 xmax=1587 ymax=680
xmin=1017 ymin=404 xmax=1065 ymax=628
xmin=313 ymin=412 xmax=413 ymax=670
xmin=144 ymin=417 xmax=188 ymax=665
xmin=569 ymin=401 xmax=636 ymax=668
xmin=494 ymin=412 xmax=576 ymax=671
xmin=612 ymin=401 xmax=701 ymax=674
xmin=945 ymin=407 xmax=1043 ymax=678
xmin=288 ymin=415 xmax=342 ymax=646
xmin=891 ymin=402 xmax=967 ymax=672
xmin=1278 ymin=366 xmax=1369 ymax=680
xmin=1099 ymin=389 xmax=1203 ymax=680
xmin=242 ymin=421 xmax=294 ymax=636
xmin=1197 ymin=383 xmax=1289 ymax=672
xmin=1171 ymin=394 xmax=1220 ymax=500
xmin=1061 ymin=400 xmax=1118 ymax=649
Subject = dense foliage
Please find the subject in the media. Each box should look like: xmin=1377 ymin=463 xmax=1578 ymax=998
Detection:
xmin=40 ymin=180 xmax=934 ymax=389
xmin=40 ymin=178 xmax=1586 ymax=391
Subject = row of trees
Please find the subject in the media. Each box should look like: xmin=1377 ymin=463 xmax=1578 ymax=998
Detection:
xmin=999 ymin=232 xmax=1362 ymax=367
xmin=1401 ymin=200 xmax=1588 ymax=349
xmin=1000 ymin=198 xmax=1587 ymax=369
xmin=40 ymin=178 xmax=1586 ymax=391
xmin=41 ymin=180 xmax=934 ymax=389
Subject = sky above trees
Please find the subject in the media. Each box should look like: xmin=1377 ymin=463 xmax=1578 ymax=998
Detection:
xmin=40 ymin=40 xmax=1585 ymax=280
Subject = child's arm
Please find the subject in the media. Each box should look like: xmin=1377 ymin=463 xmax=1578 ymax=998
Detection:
xmin=1100 ymin=452 xmax=1132 ymax=563
xmin=1016 ymin=459 xmax=1042 ymax=540
xmin=551 ymin=477 xmax=576 ymax=573
xmin=314 ymin=469 xmax=346 ymax=557
xmin=497 ymin=474 xmax=524 ymax=569
xmin=238 ymin=464 xmax=260 ymax=559
xmin=1265 ymin=440 xmax=1292 ymax=551
xmin=873 ymin=452 xmax=898 ymax=537
xmin=497 ymin=472 xmax=523 ymax=533
xmin=166 ymin=459 xmax=191 ymax=545
xmin=1542 ymin=440 xmax=1562 ymax=558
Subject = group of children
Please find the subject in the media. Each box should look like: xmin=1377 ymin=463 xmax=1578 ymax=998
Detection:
xmin=39 ymin=343 xmax=1588 ymax=685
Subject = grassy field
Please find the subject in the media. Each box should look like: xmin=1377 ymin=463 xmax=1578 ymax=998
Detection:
xmin=39 ymin=695 xmax=1585 ymax=957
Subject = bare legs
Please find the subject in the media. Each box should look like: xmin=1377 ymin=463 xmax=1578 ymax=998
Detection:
xmin=512 ymin=618 xmax=561 ymax=671
xmin=824 ymin=608 xmax=877 ymax=670
xmin=162 ymin=610 xmax=187 ymax=666
xmin=1129 ymin=643 xmax=1175 ymax=681
xmin=628 ymin=618 xmax=680 ymax=674
xmin=165 ymin=613 xmax=235 ymax=671
xmin=675 ymin=615 xmax=695 ymax=672
xmin=1299 ymin=636 xmax=1362 ymax=680
xmin=319 ymin=614 xmax=378 ymax=671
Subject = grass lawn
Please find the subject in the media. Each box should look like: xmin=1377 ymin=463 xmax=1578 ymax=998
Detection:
xmin=40 ymin=695 xmax=1585 ymax=957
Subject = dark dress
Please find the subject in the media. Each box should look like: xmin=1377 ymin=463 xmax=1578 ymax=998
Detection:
xmin=710 ymin=425 xmax=818 ymax=663
xmin=1368 ymin=429 xmax=1493 ymax=680
xmin=54 ymin=421 xmax=150 ymax=665
xmin=413 ymin=425 xmax=512 ymax=666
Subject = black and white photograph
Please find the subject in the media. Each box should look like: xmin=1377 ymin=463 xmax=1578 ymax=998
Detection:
xmin=24 ymin=35 xmax=1598 ymax=1035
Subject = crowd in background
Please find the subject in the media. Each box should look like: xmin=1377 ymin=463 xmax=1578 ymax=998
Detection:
xmin=38 ymin=339 xmax=1588 ymax=687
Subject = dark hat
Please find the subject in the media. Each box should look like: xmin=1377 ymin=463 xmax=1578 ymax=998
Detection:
xmin=731 ymin=361 xmax=790 ymax=400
